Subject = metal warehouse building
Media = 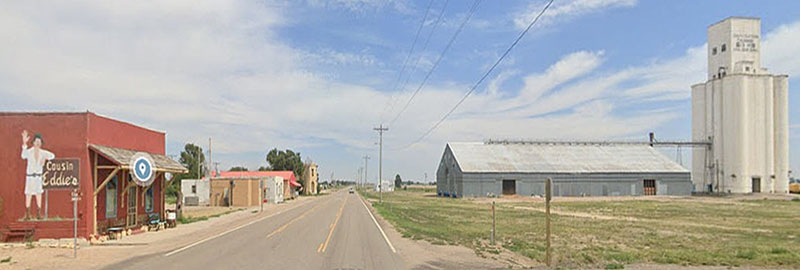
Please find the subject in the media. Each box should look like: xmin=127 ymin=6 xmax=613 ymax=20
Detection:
xmin=436 ymin=141 xmax=692 ymax=197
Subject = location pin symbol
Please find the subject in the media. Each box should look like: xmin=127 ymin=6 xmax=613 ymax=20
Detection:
xmin=139 ymin=162 xmax=147 ymax=175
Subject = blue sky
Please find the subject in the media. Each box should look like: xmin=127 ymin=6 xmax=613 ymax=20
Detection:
xmin=1 ymin=1 xmax=799 ymax=183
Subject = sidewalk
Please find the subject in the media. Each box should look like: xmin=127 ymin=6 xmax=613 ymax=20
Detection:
xmin=0 ymin=195 xmax=320 ymax=270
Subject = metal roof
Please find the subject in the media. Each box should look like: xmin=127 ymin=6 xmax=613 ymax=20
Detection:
xmin=447 ymin=142 xmax=689 ymax=174
xmin=89 ymin=144 xmax=188 ymax=173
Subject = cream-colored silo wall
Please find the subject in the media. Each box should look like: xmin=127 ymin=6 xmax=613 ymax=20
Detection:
xmin=711 ymin=79 xmax=725 ymax=191
xmin=773 ymin=75 xmax=790 ymax=193
xmin=721 ymin=76 xmax=748 ymax=193
xmin=764 ymin=76 xmax=775 ymax=193
xmin=744 ymin=75 xmax=768 ymax=193
xmin=691 ymin=84 xmax=708 ymax=191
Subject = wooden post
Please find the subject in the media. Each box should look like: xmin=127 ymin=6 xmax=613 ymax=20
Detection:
xmin=93 ymin=152 xmax=98 ymax=236
xmin=491 ymin=200 xmax=496 ymax=245
xmin=545 ymin=178 xmax=552 ymax=267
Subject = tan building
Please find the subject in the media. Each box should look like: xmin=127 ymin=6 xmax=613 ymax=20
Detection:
xmin=210 ymin=171 xmax=299 ymax=206
xmin=302 ymin=162 xmax=319 ymax=195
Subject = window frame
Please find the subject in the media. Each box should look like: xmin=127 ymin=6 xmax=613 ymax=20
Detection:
xmin=145 ymin=186 xmax=154 ymax=213
xmin=105 ymin=175 xmax=118 ymax=218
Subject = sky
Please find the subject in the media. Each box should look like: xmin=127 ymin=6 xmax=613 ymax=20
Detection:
xmin=1 ymin=0 xmax=799 ymax=183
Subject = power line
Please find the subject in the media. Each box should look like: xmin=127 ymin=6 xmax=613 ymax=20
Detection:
xmin=380 ymin=0 xmax=435 ymax=122
xmin=395 ymin=0 xmax=555 ymax=150
xmin=385 ymin=0 xmax=450 ymax=121
xmin=389 ymin=0 xmax=482 ymax=127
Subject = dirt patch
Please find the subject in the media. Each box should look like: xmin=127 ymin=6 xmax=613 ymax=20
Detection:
xmin=509 ymin=205 xmax=771 ymax=233
xmin=468 ymin=193 xmax=798 ymax=206
xmin=359 ymin=194 xmax=511 ymax=270
xmin=182 ymin=206 xmax=240 ymax=218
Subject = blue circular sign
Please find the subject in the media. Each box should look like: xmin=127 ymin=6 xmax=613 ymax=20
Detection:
xmin=135 ymin=158 xmax=152 ymax=180
xmin=129 ymin=152 xmax=156 ymax=186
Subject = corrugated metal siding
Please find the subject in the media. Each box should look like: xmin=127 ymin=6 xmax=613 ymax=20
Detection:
xmin=454 ymin=172 xmax=690 ymax=197
xmin=449 ymin=142 xmax=688 ymax=174
xmin=437 ymin=143 xmax=692 ymax=198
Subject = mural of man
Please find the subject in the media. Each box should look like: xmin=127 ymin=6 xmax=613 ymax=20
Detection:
xmin=21 ymin=130 xmax=55 ymax=220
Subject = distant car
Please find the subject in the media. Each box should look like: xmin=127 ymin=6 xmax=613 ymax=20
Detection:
xmin=349 ymin=188 xmax=354 ymax=194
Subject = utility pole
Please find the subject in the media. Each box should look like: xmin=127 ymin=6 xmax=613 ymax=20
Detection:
xmin=373 ymin=124 xmax=388 ymax=203
xmin=358 ymin=167 xmax=363 ymax=190
xmin=363 ymin=155 xmax=370 ymax=191
xmin=208 ymin=137 xmax=212 ymax=178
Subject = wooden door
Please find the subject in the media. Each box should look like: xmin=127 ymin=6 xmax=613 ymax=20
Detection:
xmin=127 ymin=186 xmax=137 ymax=227
xmin=643 ymin=179 xmax=656 ymax=196
xmin=502 ymin=180 xmax=516 ymax=195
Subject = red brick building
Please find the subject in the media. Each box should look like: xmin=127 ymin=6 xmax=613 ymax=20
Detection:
xmin=0 ymin=112 xmax=186 ymax=241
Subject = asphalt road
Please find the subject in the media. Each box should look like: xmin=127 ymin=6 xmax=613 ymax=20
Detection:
xmin=106 ymin=190 xmax=405 ymax=270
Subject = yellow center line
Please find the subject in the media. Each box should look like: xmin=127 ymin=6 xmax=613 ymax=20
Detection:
xmin=319 ymin=196 xmax=347 ymax=253
xmin=266 ymin=198 xmax=327 ymax=240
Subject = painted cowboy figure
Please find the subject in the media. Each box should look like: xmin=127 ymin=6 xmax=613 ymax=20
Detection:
xmin=21 ymin=130 xmax=55 ymax=220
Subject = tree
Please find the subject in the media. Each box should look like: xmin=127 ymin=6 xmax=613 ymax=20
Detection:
xmin=395 ymin=174 xmax=402 ymax=188
xmin=257 ymin=166 xmax=269 ymax=171
xmin=265 ymin=148 xmax=304 ymax=185
xmin=171 ymin=143 xmax=205 ymax=219
xmin=180 ymin=143 xmax=206 ymax=179
xmin=166 ymin=143 xmax=206 ymax=197
xmin=229 ymin=166 xmax=249 ymax=171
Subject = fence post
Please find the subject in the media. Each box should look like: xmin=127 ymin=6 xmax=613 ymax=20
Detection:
xmin=545 ymin=178 xmax=552 ymax=267
xmin=491 ymin=200 xmax=496 ymax=245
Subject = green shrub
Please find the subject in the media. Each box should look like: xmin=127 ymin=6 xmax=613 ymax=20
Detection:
xmin=605 ymin=263 xmax=625 ymax=269
xmin=735 ymin=250 xmax=758 ymax=260
xmin=770 ymin=247 xmax=790 ymax=254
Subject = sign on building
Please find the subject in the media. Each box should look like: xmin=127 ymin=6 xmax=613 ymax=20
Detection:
xmin=43 ymin=158 xmax=80 ymax=189
xmin=130 ymin=152 xmax=157 ymax=186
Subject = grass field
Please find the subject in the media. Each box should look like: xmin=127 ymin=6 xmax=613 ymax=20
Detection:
xmin=361 ymin=189 xmax=800 ymax=268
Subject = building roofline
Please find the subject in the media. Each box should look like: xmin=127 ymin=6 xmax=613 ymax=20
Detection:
xmin=0 ymin=111 xmax=91 ymax=116
xmin=0 ymin=110 xmax=166 ymax=135
xmin=89 ymin=111 xmax=166 ymax=135
xmin=709 ymin=16 xmax=760 ymax=28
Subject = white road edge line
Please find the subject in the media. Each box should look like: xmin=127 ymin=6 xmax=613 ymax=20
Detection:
xmin=164 ymin=198 xmax=315 ymax=257
xmin=359 ymin=195 xmax=397 ymax=253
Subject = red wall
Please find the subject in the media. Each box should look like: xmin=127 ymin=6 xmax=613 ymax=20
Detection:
xmin=0 ymin=113 xmax=91 ymax=239
xmin=87 ymin=113 xmax=165 ymax=154
xmin=0 ymin=112 xmax=168 ymax=241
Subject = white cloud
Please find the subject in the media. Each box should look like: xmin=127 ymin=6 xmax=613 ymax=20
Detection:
xmin=518 ymin=50 xmax=604 ymax=103
xmin=762 ymin=20 xmax=800 ymax=77
xmin=2 ymin=1 xmax=799 ymax=181
xmin=305 ymin=0 xmax=412 ymax=14
xmin=298 ymin=48 xmax=381 ymax=67
xmin=487 ymin=69 xmax=519 ymax=96
xmin=513 ymin=0 xmax=637 ymax=30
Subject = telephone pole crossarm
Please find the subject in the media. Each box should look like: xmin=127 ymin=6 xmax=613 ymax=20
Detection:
xmin=373 ymin=124 xmax=388 ymax=203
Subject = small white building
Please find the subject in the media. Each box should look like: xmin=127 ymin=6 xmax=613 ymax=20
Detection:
xmin=692 ymin=17 xmax=790 ymax=193
xmin=181 ymin=179 xmax=210 ymax=206
xmin=264 ymin=176 xmax=284 ymax=204
xmin=374 ymin=180 xmax=395 ymax=192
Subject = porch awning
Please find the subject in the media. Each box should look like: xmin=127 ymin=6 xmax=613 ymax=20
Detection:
xmin=89 ymin=143 xmax=188 ymax=173
xmin=289 ymin=179 xmax=301 ymax=187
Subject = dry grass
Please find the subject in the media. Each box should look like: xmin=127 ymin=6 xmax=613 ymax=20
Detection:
xmin=361 ymin=190 xmax=800 ymax=268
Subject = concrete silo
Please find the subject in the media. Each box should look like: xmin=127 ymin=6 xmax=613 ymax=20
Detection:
xmin=691 ymin=17 xmax=790 ymax=193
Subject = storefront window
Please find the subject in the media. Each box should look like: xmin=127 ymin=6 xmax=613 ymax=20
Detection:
xmin=106 ymin=176 xmax=118 ymax=218
xmin=145 ymin=187 xmax=154 ymax=213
